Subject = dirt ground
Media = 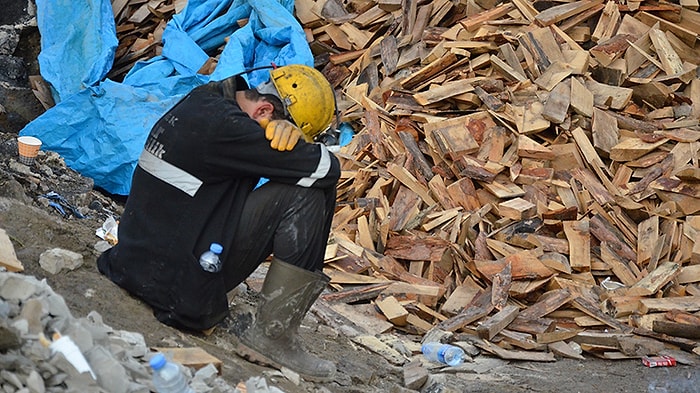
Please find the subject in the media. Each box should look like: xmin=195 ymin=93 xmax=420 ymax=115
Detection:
xmin=0 ymin=131 xmax=697 ymax=393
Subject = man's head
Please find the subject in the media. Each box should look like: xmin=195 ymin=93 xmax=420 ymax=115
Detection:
xmin=252 ymin=65 xmax=336 ymax=141
xmin=235 ymin=88 xmax=287 ymax=124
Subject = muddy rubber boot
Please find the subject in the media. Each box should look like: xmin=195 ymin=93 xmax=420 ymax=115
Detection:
xmin=237 ymin=258 xmax=336 ymax=381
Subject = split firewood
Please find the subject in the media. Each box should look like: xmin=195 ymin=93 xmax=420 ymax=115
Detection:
xmin=107 ymin=0 xmax=700 ymax=360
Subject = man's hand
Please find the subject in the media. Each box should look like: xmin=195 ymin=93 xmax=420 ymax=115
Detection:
xmin=262 ymin=119 xmax=306 ymax=151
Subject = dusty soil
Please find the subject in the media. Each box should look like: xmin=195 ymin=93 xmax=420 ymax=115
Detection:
xmin=0 ymin=131 xmax=697 ymax=393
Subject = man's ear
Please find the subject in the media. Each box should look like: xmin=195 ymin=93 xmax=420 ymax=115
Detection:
xmin=253 ymin=101 xmax=274 ymax=121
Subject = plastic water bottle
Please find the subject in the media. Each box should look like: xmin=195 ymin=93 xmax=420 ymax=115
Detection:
xmin=149 ymin=353 xmax=194 ymax=393
xmin=199 ymin=242 xmax=223 ymax=272
xmin=421 ymin=342 xmax=465 ymax=366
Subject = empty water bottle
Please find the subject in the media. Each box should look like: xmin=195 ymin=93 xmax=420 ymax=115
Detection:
xmin=149 ymin=353 xmax=194 ymax=393
xmin=199 ymin=242 xmax=223 ymax=272
xmin=421 ymin=342 xmax=465 ymax=366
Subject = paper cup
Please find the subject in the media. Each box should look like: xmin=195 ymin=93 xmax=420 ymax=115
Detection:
xmin=17 ymin=136 xmax=42 ymax=165
xmin=50 ymin=336 xmax=96 ymax=379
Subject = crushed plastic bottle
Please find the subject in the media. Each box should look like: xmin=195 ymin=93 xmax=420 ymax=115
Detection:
xmin=421 ymin=342 xmax=465 ymax=367
xmin=199 ymin=242 xmax=223 ymax=272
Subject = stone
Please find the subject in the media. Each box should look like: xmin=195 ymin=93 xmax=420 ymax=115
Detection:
xmin=26 ymin=370 xmax=45 ymax=393
xmin=39 ymin=249 xmax=83 ymax=275
xmin=0 ymin=322 xmax=21 ymax=350
xmin=0 ymin=274 xmax=39 ymax=300
xmin=19 ymin=298 xmax=45 ymax=335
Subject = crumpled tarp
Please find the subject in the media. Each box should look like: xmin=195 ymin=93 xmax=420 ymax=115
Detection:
xmin=20 ymin=0 xmax=313 ymax=195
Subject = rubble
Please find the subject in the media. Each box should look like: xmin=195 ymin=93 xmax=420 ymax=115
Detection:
xmin=0 ymin=271 xmax=291 ymax=393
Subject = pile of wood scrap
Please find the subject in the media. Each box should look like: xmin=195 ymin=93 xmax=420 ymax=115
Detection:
xmin=300 ymin=0 xmax=700 ymax=363
xmin=103 ymin=0 xmax=700 ymax=363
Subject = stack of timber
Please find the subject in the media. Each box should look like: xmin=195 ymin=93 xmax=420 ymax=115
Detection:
xmin=301 ymin=0 xmax=700 ymax=363
xmin=102 ymin=0 xmax=700 ymax=362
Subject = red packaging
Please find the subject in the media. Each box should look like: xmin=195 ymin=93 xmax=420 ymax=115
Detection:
xmin=642 ymin=355 xmax=676 ymax=367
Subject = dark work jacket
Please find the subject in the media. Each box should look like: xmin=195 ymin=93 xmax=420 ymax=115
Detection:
xmin=97 ymin=77 xmax=340 ymax=330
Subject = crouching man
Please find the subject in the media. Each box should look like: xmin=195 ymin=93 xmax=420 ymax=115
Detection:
xmin=98 ymin=64 xmax=340 ymax=381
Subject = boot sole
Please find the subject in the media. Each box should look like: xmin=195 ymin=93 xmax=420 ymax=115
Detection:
xmin=235 ymin=341 xmax=336 ymax=383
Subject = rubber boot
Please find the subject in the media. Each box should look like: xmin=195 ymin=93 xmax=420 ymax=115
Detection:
xmin=237 ymin=257 xmax=336 ymax=381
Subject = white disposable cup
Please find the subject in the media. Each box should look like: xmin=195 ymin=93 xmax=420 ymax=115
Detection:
xmin=50 ymin=336 xmax=96 ymax=379
xmin=17 ymin=136 xmax=42 ymax=165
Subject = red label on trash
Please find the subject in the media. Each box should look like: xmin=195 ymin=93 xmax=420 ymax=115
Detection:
xmin=642 ymin=355 xmax=676 ymax=367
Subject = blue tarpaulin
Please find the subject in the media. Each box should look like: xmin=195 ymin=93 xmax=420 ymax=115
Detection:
xmin=20 ymin=0 xmax=313 ymax=195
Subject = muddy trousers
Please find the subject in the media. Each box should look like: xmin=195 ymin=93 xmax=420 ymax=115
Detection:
xmin=221 ymin=181 xmax=336 ymax=292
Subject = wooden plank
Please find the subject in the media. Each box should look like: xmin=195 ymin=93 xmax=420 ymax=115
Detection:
xmin=535 ymin=0 xmax=605 ymax=27
xmin=476 ymin=339 xmax=556 ymax=361
xmin=592 ymin=108 xmax=619 ymax=158
xmin=401 ymin=52 xmax=458 ymax=90
xmin=490 ymin=55 xmax=527 ymax=83
xmin=542 ymin=78 xmax=571 ymax=124
xmin=564 ymin=219 xmax=591 ymax=272
xmin=653 ymin=320 xmax=700 ymax=339
xmin=570 ymin=77 xmax=593 ymax=117
xmin=591 ymin=1 xmax=621 ymax=43
xmin=376 ymin=295 xmax=409 ymax=326
xmin=152 ymin=347 xmax=222 ymax=374
xmin=628 ymin=261 xmax=680 ymax=297
xmin=635 ymin=11 xmax=700 ymax=47
xmin=590 ymin=214 xmax=637 ymax=262
xmin=519 ymin=288 xmax=573 ymax=319
xmin=436 ymin=289 xmax=494 ymax=332
xmin=639 ymin=297 xmax=700 ymax=314
xmin=413 ymin=80 xmax=474 ymax=106
xmin=517 ymin=135 xmax=554 ymax=160
xmin=477 ymin=305 xmax=520 ymax=340
xmin=441 ymin=276 xmax=483 ymax=315
xmin=491 ymin=262 xmax=512 ymax=309
xmin=387 ymin=163 xmax=436 ymax=206
xmin=381 ymin=282 xmax=443 ymax=308
xmin=648 ymin=28 xmax=685 ymax=75
xmin=475 ymin=251 xmax=555 ymax=280
xmin=677 ymin=264 xmax=700 ymax=284
xmin=610 ymin=137 xmax=669 ymax=162
xmin=534 ymin=62 xmax=573 ymax=91
xmin=498 ymin=44 xmax=527 ymax=80
xmin=549 ymin=341 xmax=585 ymax=359
xmin=380 ymin=35 xmax=399 ymax=75
xmin=585 ymin=80 xmax=633 ymax=110
xmin=498 ymin=198 xmax=537 ymax=220
xmin=600 ymin=243 xmax=638 ymax=286
xmin=536 ymin=328 xmax=581 ymax=344
xmin=571 ymin=296 xmax=632 ymax=332
xmin=459 ymin=3 xmax=516 ymax=32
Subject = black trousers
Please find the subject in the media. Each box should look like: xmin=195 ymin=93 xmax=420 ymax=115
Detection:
xmin=221 ymin=182 xmax=336 ymax=291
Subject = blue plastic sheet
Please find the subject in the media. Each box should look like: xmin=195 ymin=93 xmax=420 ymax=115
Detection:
xmin=20 ymin=0 xmax=313 ymax=195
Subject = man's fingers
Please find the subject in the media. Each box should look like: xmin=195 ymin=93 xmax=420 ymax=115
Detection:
xmin=265 ymin=120 xmax=303 ymax=151
xmin=264 ymin=121 xmax=275 ymax=141
xmin=284 ymin=131 xmax=300 ymax=151
xmin=276 ymin=127 xmax=291 ymax=151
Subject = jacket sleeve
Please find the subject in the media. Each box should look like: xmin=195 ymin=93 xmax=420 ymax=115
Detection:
xmin=204 ymin=112 xmax=340 ymax=189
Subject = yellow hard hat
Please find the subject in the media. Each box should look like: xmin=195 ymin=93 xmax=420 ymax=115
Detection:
xmin=268 ymin=65 xmax=336 ymax=140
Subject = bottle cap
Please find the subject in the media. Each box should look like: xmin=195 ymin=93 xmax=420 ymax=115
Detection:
xmin=149 ymin=353 xmax=167 ymax=370
xmin=210 ymin=243 xmax=223 ymax=254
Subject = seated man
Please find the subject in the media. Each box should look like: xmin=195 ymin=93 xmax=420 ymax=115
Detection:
xmin=97 ymin=64 xmax=340 ymax=381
